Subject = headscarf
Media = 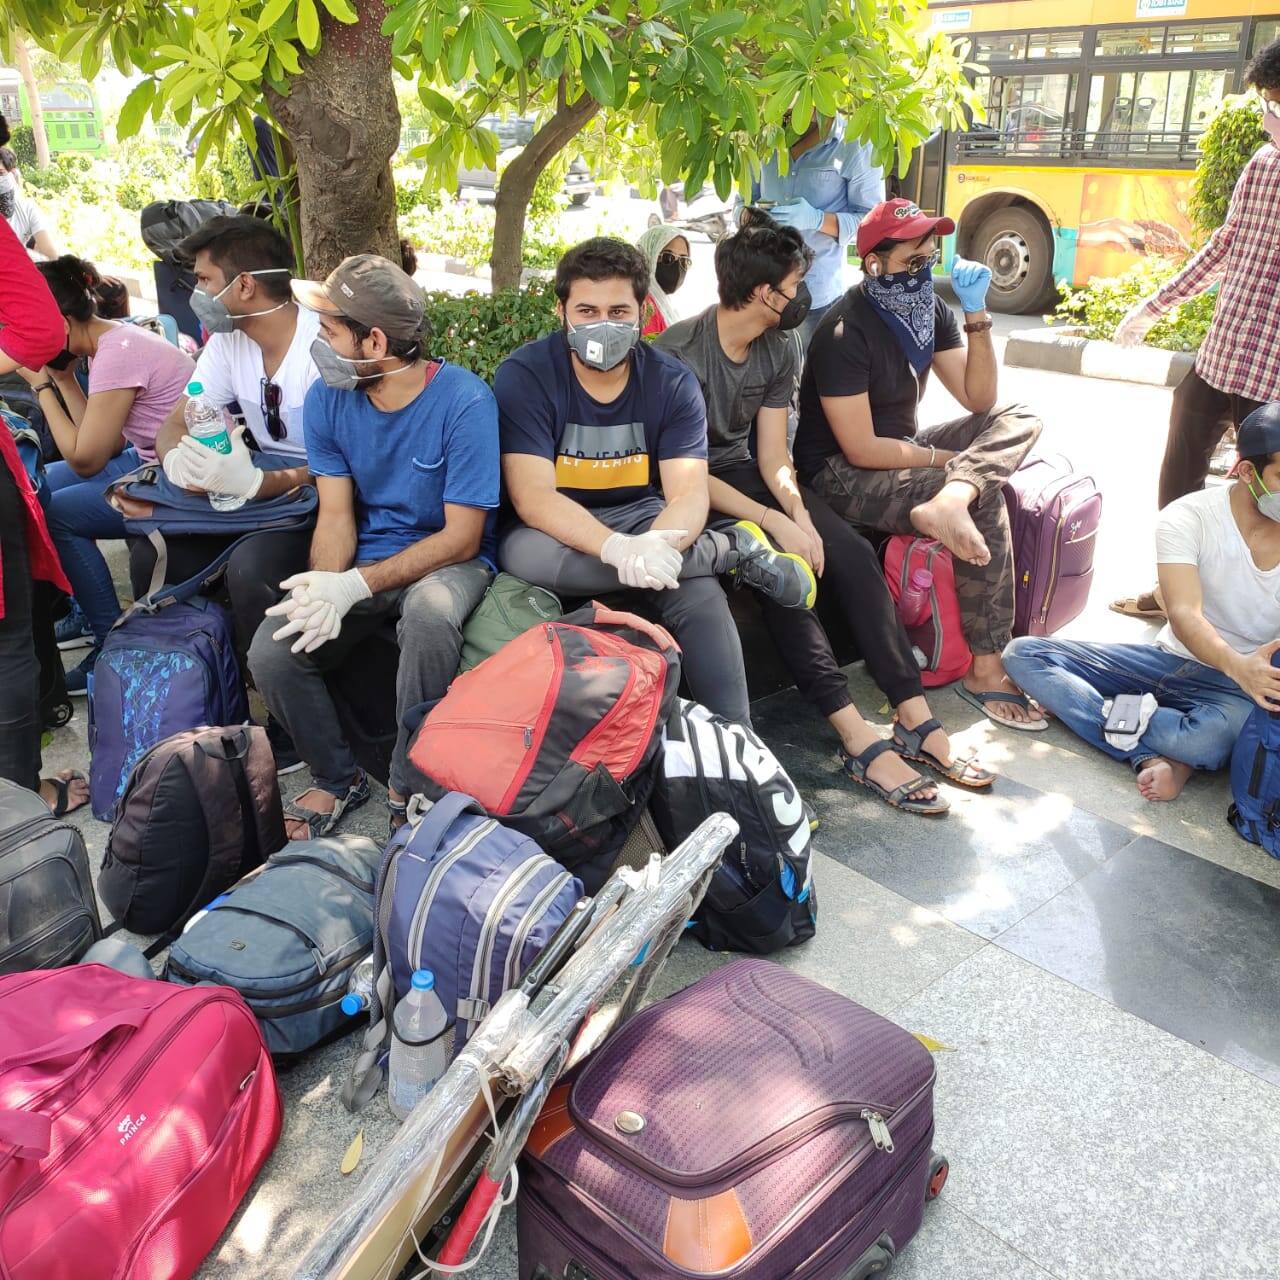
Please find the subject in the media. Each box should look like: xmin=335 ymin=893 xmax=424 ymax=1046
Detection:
xmin=635 ymin=224 xmax=687 ymax=331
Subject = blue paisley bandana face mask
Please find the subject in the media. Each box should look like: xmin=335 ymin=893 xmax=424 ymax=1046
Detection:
xmin=865 ymin=269 xmax=936 ymax=376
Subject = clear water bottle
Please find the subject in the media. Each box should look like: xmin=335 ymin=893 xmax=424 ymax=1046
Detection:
xmin=388 ymin=969 xmax=451 ymax=1121
xmin=898 ymin=568 xmax=934 ymax=629
xmin=184 ymin=380 xmax=244 ymax=512
xmin=341 ymin=956 xmax=375 ymax=1017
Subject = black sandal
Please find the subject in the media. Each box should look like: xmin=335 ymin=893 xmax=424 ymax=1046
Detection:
xmin=283 ymin=773 xmax=371 ymax=839
xmin=838 ymin=740 xmax=950 ymax=815
xmin=893 ymin=718 xmax=996 ymax=790
xmin=41 ymin=770 xmax=87 ymax=818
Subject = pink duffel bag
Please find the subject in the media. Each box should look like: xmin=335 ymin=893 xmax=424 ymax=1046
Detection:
xmin=0 ymin=965 xmax=282 ymax=1280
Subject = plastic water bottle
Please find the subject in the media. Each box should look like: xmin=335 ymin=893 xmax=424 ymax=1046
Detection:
xmin=388 ymin=969 xmax=451 ymax=1120
xmin=184 ymin=380 xmax=244 ymax=512
xmin=341 ymin=956 xmax=375 ymax=1017
xmin=898 ymin=568 xmax=934 ymax=628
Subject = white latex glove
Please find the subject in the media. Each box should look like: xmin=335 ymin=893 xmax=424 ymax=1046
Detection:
xmin=161 ymin=444 xmax=202 ymax=490
xmin=173 ymin=425 xmax=265 ymax=499
xmin=265 ymin=569 xmax=372 ymax=653
xmin=1114 ymin=301 xmax=1157 ymax=349
xmin=600 ymin=528 xmax=686 ymax=591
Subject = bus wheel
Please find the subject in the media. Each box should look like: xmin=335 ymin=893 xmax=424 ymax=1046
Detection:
xmin=972 ymin=207 xmax=1054 ymax=314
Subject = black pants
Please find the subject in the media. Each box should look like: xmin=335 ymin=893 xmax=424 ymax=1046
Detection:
xmin=0 ymin=465 xmax=42 ymax=792
xmin=714 ymin=462 xmax=923 ymax=714
xmin=129 ymin=527 xmax=313 ymax=665
xmin=1158 ymin=367 xmax=1263 ymax=510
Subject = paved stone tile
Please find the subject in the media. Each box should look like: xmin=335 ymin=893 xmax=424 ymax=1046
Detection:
xmin=997 ymin=835 xmax=1280 ymax=1085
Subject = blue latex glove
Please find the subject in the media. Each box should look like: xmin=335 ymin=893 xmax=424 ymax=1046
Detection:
xmin=770 ymin=198 xmax=823 ymax=232
xmin=950 ymin=257 xmax=992 ymax=314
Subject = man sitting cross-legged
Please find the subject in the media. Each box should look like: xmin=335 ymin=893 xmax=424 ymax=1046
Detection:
xmin=656 ymin=217 xmax=997 ymax=814
xmin=1005 ymin=402 xmax=1280 ymax=803
xmin=792 ymin=198 xmax=1046 ymax=730
xmin=496 ymin=236 xmax=815 ymax=727
xmin=248 ymin=254 xmax=498 ymax=837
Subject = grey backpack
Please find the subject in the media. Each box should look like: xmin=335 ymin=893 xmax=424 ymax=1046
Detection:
xmin=165 ymin=835 xmax=382 ymax=1055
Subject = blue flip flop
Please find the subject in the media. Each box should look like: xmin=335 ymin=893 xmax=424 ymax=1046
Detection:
xmin=955 ymin=686 xmax=1048 ymax=732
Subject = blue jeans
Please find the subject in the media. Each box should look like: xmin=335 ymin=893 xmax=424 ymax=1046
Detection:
xmin=1003 ymin=637 xmax=1254 ymax=772
xmin=46 ymin=448 xmax=141 ymax=646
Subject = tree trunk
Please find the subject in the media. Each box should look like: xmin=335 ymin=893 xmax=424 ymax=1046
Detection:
xmin=264 ymin=4 xmax=399 ymax=278
xmin=491 ymin=85 xmax=600 ymax=292
xmin=13 ymin=34 xmax=50 ymax=169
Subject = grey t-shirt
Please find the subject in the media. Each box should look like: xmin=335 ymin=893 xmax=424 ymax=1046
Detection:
xmin=655 ymin=306 xmax=798 ymax=474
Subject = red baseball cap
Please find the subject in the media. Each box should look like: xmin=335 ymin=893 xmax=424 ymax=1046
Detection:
xmin=856 ymin=198 xmax=956 ymax=259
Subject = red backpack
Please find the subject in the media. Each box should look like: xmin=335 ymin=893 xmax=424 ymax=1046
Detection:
xmin=0 ymin=965 xmax=281 ymax=1280
xmin=883 ymin=535 xmax=973 ymax=688
xmin=408 ymin=602 xmax=681 ymax=890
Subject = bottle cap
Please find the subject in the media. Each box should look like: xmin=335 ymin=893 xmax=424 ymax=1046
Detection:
xmin=186 ymin=380 xmax=204 ymax=396
xmin=340 ymin=994 xmax=363 ymax=1016
xmin=909 ymin=569 xmax=934 ymax=589
xmin=411 ymin=969 xmax=436 ymax=991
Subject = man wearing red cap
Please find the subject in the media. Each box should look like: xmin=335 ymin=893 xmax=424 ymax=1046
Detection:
xmin=793 ymin=198 xmax=1046 ymax=729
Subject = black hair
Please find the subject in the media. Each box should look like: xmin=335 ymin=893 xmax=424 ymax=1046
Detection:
xmin=339 ymin=314 xmax=424 ymax=363
xmin=36 ymin=254 xmax=103 ymax=324
xmin=865 ymin=232 xmax=935 ymax=258
xmin=94 ymin=276 xmax=131 ymax=320
xmin=400 ymin=238 xmax=418 ymax=277
xmin=1241 ymin=453 xmax=1276 ymax=478
xmin=1246 ymin=36 xmax=1280 ymax=92
xmin=555 ymin=237 xmax=650 ymax=307
xmin=0 ymin=148 xmax=15 ymax=173
xmin=177 ymin=214 xmax=294 ymax=302
xmin=0 ymin=115 xmax=8 ymax=148
xmin=237 ymin=199 xmax=276 ymax=221
xmin=715 ymin=216 xmax=814 ymax=309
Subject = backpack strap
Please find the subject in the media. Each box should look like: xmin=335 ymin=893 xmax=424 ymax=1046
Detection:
xmin=340 ymin=791 xmax=484 ymax=1111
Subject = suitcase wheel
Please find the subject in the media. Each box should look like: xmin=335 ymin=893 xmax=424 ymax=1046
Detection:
xmin=45 ymin=699 xmax=73 ymax=729
xmin=926 ymin=1153 xmax=949 ymax=1201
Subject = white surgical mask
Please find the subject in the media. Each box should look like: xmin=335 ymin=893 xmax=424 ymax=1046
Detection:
xmin=190 ymin=268 xmax=291 ymax=334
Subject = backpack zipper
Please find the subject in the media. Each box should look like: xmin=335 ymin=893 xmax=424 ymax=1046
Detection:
xmin=265 ymin=852 xmax=376 ymax=894
xmin=0 ymin=907 xmax=96 ymax=971
xmin=505 ymin=870 xmax=573 ymax=990
xmin=466 ymin=856 xmax=551 ymax=1034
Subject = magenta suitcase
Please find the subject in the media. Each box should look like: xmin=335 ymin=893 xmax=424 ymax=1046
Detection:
xmin=517 ymin=959 xmax=946 ymax=1280
xmin=1004 ymin=453 xmax=1102 ymax=637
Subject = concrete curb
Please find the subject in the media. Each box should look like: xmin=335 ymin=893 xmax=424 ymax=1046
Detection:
xmin=1004 ymin=326 xmax=1193 ymax=388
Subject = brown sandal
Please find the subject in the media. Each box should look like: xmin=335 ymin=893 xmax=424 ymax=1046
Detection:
xmin=1110 ymin=587 xmax=1165 ymax=620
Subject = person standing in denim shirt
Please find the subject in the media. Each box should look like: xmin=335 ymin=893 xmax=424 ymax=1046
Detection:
xmin=751 ymin=116 xmax=885 ymax=347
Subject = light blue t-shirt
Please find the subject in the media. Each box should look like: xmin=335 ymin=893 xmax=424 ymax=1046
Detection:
xmin=754 ymin=119 xmax=885 ymax=309
xmin=304 ymin=361 xmax=500 ymax=565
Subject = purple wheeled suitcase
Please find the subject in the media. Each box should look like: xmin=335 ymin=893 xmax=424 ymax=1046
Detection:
xmin=1004 ymin=452 xmax=1103 ymax=638
xmin=517 ymin=959 xmax=947 ymax=1280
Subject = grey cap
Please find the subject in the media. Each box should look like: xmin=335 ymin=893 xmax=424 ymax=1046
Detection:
xmin=292 ymin=253 xmax=428 ymax=341
xmin=1239 ymin=402 xmax=1280 ymax=459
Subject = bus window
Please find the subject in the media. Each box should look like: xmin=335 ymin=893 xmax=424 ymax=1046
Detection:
xmin=1253 ymin=20 xmax=1280 ymax=54
xmin=1086 ymin=69 xmax=1197 ymax=154
xmin=974 ymin=33 xmax=1026 ymax=62
xmin=1164 ymin=22 xmax=1241 ymax=56
xmin=977 ymin=72 xmax=1075 ymax=153
xmin=1026 ymin=30 xmax=1084 ymax=60
xmin=1096 ymin=27 xmax=1162 ymax=57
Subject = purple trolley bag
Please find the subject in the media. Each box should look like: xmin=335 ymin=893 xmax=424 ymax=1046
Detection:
xmin=1004 ymin=452 xmax=1102 ymax=638
xmin=517 ymin=958 xmax=948 ymax=1280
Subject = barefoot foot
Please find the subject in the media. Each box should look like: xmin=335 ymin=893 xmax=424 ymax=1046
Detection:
xmin=910 ymin=486 xmax=990 ymax=566
xmin=1136 ymin=757 xmax=1193 ymax=802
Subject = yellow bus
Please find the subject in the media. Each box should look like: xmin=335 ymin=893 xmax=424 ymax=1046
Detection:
xmin=901 ymin=2 xmax=1279 ymax=311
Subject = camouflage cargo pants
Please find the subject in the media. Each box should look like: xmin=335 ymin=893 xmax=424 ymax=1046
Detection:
xmin=809 ymin=403 xmax=1042 ymax=655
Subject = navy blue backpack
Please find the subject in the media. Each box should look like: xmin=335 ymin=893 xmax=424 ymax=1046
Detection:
xmin=1228 ymin=668 xmax=1280 ymax=859
xmin=88 ymin=461 xmax=318 ymax=821
xmin=343 ymin=791 xmax=584 ymax=1110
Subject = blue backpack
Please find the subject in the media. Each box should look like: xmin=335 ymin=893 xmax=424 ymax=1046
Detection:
xmin=343 ymin=791 xmax=584 ymax=1110
xmin=1229 ymin=695 xmax=1280 ymax=859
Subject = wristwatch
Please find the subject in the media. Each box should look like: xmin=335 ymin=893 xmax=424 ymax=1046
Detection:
xmin=963 ymin=314 xmax=994 ymax=334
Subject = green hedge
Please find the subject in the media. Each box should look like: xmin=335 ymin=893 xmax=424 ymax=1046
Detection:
xmin=1052 ymin=260 xmax=1215 ymax=352
xmin=426 ymin=279 xmax=559 ymax=384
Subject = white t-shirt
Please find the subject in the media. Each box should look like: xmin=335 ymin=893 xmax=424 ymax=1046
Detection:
xmin=5 ymin=192 xmax=49 ymax=248
xmin=1155 ymin=485 xmax=1280 ymax=658
xmin=191 ymin=305 xmax=320 ymax=461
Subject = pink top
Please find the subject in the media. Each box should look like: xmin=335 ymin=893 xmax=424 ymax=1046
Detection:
xmin=88 ymin=323 xmax=194 ymax=462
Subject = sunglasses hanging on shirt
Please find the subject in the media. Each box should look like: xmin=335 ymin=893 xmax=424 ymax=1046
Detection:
xmin=259 ymin=376 xmax=286 ymax=441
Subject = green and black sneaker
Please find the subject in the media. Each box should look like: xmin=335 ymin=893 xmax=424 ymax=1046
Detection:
xmin=728 ymin=520 xmax=817 ymax=610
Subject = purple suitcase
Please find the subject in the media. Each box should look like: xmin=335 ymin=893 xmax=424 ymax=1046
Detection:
xmin=517 ymin=959 xmax=946 ymax=1280
xmin=1004 ymin=453 xmax=1102 ymax=638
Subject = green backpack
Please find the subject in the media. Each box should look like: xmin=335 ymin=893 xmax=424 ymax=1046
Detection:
xmin=458 ymin=572 xmax=563 ymax=672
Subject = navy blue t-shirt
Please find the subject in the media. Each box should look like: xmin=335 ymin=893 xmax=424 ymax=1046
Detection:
xmin=494 ymin=332 xmax=708 ymax=510
xmin=304 ymin=361 xmax=500 ymax=564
